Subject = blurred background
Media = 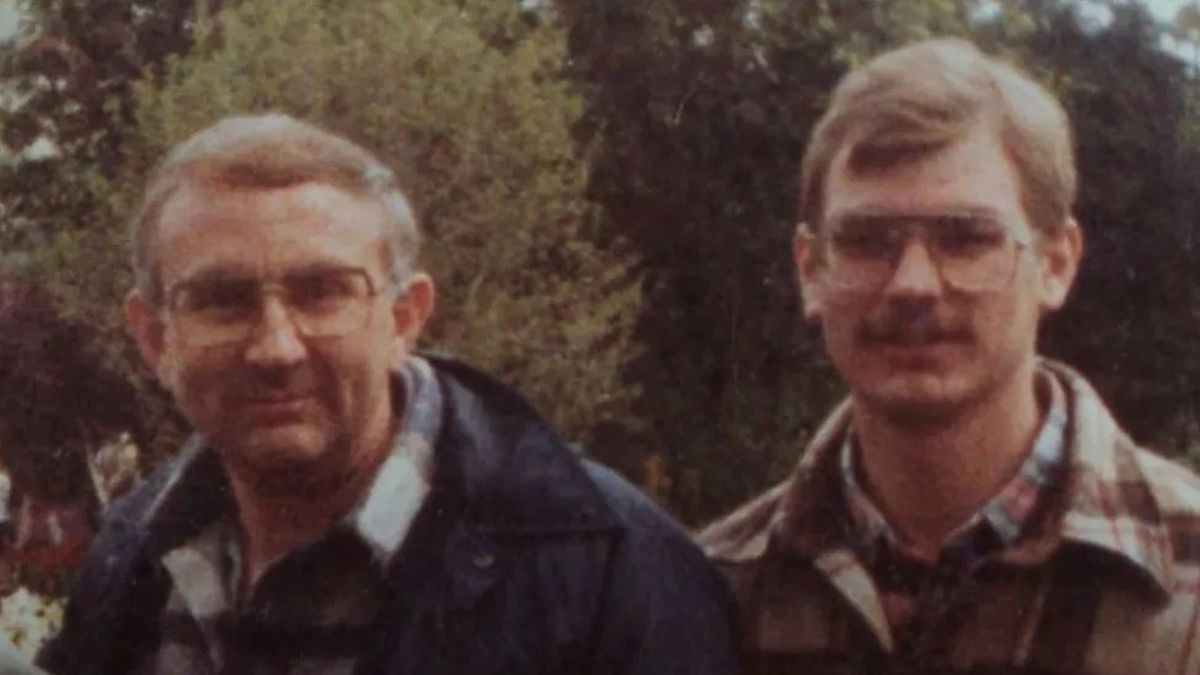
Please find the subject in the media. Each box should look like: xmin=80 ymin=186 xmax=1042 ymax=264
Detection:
xmin=0 ymin=0 xmax=1199 ymax=654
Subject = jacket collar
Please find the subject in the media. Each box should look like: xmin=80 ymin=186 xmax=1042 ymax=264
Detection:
xmin=767 ymin=360 xmax=1174 ymax=601
xmin=374 ymin=355 xmax=625 ymax=620
xmin=136 ymin=435 xmax=232 ymax=559
xmin=773 ymin=398 xmax=856 ymax=558
xmin=427 ymin=355 xmax=621 ymax=536
xmin=133 ymin=355 xmax=622 ymax=558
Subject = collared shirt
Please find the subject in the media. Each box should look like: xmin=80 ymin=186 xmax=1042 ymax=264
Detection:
xmin=138 ymin=356 xmax=442 ymax=675
xmin=838 ymin=371 xmax=1068 ymax=631
xmin=699 ymin=360 xmax=1200 ymax=674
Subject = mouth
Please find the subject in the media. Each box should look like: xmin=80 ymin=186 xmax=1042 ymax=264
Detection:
xmin=872 ymin=340 xmax=959 ymax=362
xmin=860 ymin=326 xmax=969 ymax=344
xmin=237 ymin=391 xmax=316 ymax=421
xmin=857 ymin=321 xmax=971 ymax=366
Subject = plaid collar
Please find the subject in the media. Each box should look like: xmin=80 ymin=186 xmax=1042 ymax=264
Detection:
xmin=159 ymin=354 xmax=443 ymax=602
xmin=839 ymin=370 xmax=1068 ymax=561
xmin=731 ymin=360 xmax=1177 ymax=601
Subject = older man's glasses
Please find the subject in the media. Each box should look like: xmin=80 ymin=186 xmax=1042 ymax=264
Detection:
xmin=806 ymin=213 xmax=1031 ymax=294
xmin=165 ymin=267 xmax=386 ymax=347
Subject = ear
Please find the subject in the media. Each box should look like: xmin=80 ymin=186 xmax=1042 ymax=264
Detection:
xmin=794 ymin=223 xmax=826 ymax=322
xmin=1036 ymin=217 xmax=1083 ymax=312
xmin=125 ymin=290 xmax=168 ymax=374
xmin=391 ymin=272 xmax=436 ymax=361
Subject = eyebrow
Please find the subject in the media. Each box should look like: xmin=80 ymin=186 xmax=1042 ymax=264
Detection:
xmin=830 ymin=207 xmax=1003 ymax=223
xmin=281 ymin=263 xmax=366 ymax=278
xmin=168 ymin=264 xmax=257 ymax=289
xmin=174 ymin=262 xmax=363 ymax=287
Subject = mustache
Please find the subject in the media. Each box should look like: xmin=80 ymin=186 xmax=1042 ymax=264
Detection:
xmin=857 ymin=306 xmax=972 ymax=346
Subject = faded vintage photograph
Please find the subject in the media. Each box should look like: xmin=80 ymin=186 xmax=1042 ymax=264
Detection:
xmin=0 ymin=0 xmax=1199 ymax=673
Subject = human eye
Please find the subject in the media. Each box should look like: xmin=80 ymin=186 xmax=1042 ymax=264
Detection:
xmin=830 ymin=219 xmax=897 ymax=260
xmin=285 ymin=269 xmax=365 ymax=312
xmin=933 ymin=215 xmax=1005 ymax=257
xmin=176 ymin=278 xmax=258 ymax=322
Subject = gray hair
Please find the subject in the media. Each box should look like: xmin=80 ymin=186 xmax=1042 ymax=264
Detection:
xmin=132 ymin=113 xmax=420 ymax=303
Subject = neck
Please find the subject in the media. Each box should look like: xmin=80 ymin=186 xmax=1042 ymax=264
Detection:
xmin=228 ymin=469 xmax=364 ymax=583
xmin=226 ymin=414 xmax=395 ymax=592
xmin=852 ymin=358 xmax=1043 ymax=561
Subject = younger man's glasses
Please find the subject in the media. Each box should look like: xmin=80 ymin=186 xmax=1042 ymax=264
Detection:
xmin=803 ymin=212 xmax=1032 ymax=294
xmin=164 ymin=266 xmax=388 ymax=347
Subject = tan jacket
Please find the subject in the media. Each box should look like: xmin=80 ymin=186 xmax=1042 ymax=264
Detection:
xmin=698 ymin=361 xmax=1200 ymax=674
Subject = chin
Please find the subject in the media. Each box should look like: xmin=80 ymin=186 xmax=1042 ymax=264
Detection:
xmin=872 ymin=395 xmax=965 ymax=427
xmin=221 ymin=426 xmax=334 ymax=473
xmin=857 ymin=373 xmax=980 ymax=423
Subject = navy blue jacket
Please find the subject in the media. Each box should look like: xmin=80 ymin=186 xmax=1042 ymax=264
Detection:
xmin=37 ymin=358 xmax=738 ymax=674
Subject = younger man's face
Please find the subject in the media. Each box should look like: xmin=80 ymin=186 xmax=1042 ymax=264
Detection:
xmin=796 ymin=124 xmax=1081 ymax=423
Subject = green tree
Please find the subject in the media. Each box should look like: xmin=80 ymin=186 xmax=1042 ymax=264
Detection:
xmin=81 ymin=0 xmax=643 ymax=454
xmin=1173 ymin=2 xmax=1200 ymax=74
xmin=0 ymin=0 xmax=212 ymax=480
xmin=0 ymin=274 xmax=134 ymax=504
xmin=0 ymin=0 xmax=215 ymax=256
xmin=554 ymin=0 xmax=1001 ymax=520
xmin=1033 ymin=3 xmax=1200 ymax=453
xmin=558 ymin=0 xmax=1200 ymax=520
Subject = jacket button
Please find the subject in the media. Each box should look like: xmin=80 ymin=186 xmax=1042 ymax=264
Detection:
xmin=472 ymin=552 xmax=496 ymax=569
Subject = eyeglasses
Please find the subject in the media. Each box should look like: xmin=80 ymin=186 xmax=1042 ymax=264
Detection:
xmin=803 ymin=212 xmax=1032 ymax=294
xmin=164 ymin=266 xmax=388 ymax=347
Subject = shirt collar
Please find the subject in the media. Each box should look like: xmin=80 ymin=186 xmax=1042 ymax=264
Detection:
xmin=772 ymin=359 xmax=1177 ymax=601
xmin=340 ymin=355 xmax=441 ymax=566
xmin=1031 ymin=360 xmax=1174 ymax=599
xmin=159 ymin=355 xmax=442 ymax=583
xmin=838 ymin=370 xmax=1068 ymax=558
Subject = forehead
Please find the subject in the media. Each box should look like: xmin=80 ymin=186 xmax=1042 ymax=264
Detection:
xmin=154 ymin=181 xmax=389 ymax=283
xmin=823 ymin=125 xmax=1026 ymax=226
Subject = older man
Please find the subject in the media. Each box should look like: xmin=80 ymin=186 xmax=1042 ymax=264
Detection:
xmin=700 ymin=38 xmax=1200 ymax=674
xmin=38 ymin=115 xmax=736 ymax=675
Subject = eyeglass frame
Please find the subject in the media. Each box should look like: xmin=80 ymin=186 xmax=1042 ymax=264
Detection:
xmin=797 ymin=211 xmax=1035 ymax=295
xmin=159 ymin=265 xmax=405 ymax=348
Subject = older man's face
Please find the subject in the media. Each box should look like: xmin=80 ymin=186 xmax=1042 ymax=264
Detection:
xmin=129 ymin=182 xmax=431 ymax=488
xmin=796 ymin=125 xmax=1080 ymax=423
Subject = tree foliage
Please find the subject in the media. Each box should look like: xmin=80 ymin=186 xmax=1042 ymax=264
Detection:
xmin=1034 ymin=3 xmax=1200 ymax=450
xmin=93 ymin=0 xmax=644 ymax=450
xmin=0 ymin=0 xmax=212 ymax=255
xmin=557 ymin=0 xmax=1200 ymax=520
xmin=0 ymin=1 xmax=219 ymax=457
xmin=2 ymin=0 xmax=1199 ymax=528
xmin=0 ymin=275 xmax=133 ymax=503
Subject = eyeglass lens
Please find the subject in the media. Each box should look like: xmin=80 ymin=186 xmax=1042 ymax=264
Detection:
xmin=823 ymin=213 xmax=1024 ymax=293
xmin=168 ymin=267 xmax=375 ymax=345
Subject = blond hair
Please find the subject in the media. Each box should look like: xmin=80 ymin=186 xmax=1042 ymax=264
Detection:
xmin=132 ymin=114 xmax=419 ymax=303
xmin=799 ymin=38 xmax=1076 ymax=234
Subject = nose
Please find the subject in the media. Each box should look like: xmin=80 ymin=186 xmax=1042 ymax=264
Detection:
xmin=243 ymin=296 xmax=308 ymax=367
xmin=882 ymin=238 xmax=944 ymax=298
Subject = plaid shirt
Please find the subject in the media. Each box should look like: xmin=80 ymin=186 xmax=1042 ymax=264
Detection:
xmin=839 ymin=371 xmax=1068 ymax=634
xmin=135 ymin=356 xmax=443 ymax=675
xmin=699 ymin=360 xmax=1200 ymax=674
